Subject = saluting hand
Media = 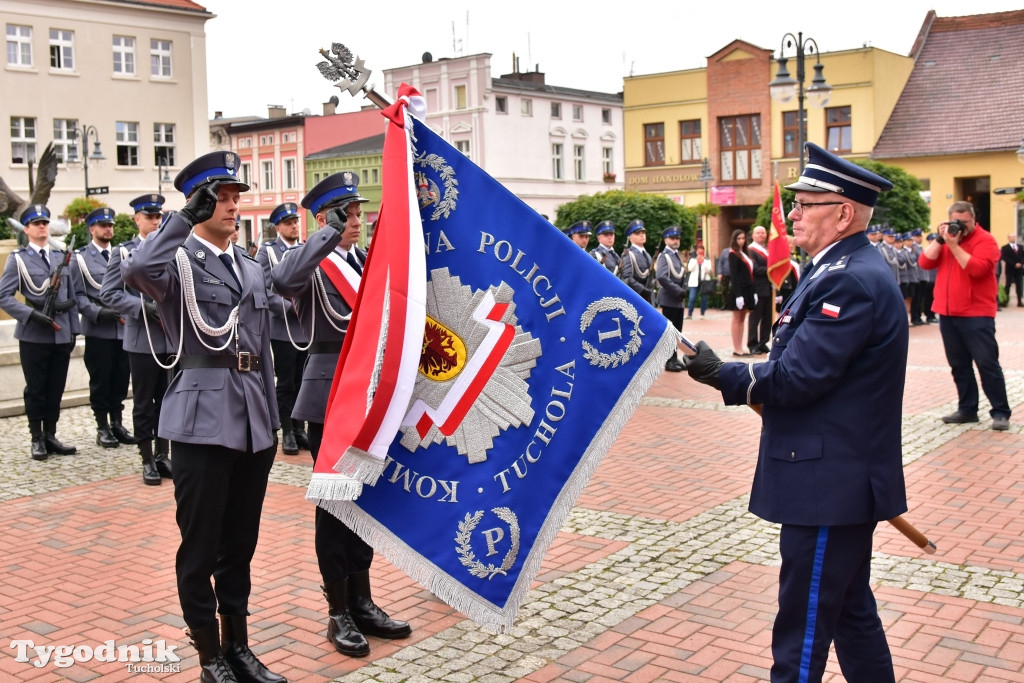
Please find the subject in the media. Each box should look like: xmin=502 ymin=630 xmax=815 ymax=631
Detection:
xmin=179 ymin=181 xmax=221 ymax=227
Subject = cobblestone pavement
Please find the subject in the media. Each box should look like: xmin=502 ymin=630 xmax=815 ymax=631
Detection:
xmin=1 ymin=307 xmax=1023 ymax=682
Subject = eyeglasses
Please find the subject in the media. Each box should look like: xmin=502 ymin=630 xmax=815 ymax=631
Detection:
xmin=789 ymin=200 xmax=844 ymax=214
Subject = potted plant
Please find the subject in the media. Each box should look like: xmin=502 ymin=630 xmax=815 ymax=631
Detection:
xmin=603 ymin=172 xmax=616 ymax=183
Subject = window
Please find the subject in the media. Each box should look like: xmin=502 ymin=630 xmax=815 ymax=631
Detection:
xmin=826 ymin=106 xmax=852 ymax=154
xmin=679 ymin=119 xmax=702 ymax=162
xmin=112 ymin=35 xmax=135 ymax=75
xmin=53 ymin=119 xmax=78 ymax=163
xmin=573 ymin=145 xmax=585 ymax=181
xmin=238 ymin=137 xmax=253 ymax=149
xmin=261 ymin=160 xmax=274 ymax=190
xmin=719 ymin=114 xmax=762 ymax=181
xmin=425 ymin=88 xmax=438 ymax=112
xmin=154 ymin=123 xmax=175 ymax=166
xmin=10 ymin=116 xmax=36 ymax=164
xmin=551 ymin=102 xmax=562 ymax=119
xmin=362 ymin=169 xmax=369 ymax=184
xmin=521 ymin=98 xmax=532 ymax=116
xmin=454 ymin=84 xmax=467 ymax=110
xmin=49 ymin=29 xmax=74 ymax=70
xmin=552 ymin=143 xmax=564 ymax=180
xmin=6 ymin=24 xmax=32 ymax=67
xmin=372 ymin=168 xmax=379 ymax=184
xmin=572 ymin=105 xmax=583 ymax=122
xmin=644 ymin=123 xmax=665 ymax=166
xmin=116 ymin=121 xmax=139 ymax=166
xmin=455 ymin=139 xmax=470 ymax=159
xmin=602 ymin=147 xmax=614 ymax=176
xmin=150 ymin=39 xmax=171 ymax=78
xmin=782 ymin=111 xmax=799 ymax=158
xmin=259 ymin=134 xmax=274 ymax=146
xmin=602 ymin=108 xmax=612 ymax=125
xmin=281 ymin=131 xmax=296 ymax=143
xmin=312 ymin=172 xmax=321 ymax=184
xmin=240 ymin=162 xmax=252 ymax=188
xmin=495 ymin=96 xmax=507 ymax=114
xmin=284 ymin=158 xmax=296 ymax=189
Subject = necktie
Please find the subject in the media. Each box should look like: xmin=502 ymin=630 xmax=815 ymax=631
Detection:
xmin=346 ymin=251 xmax=362 ymax=275
xmin=40 ymin=250 xmax=49 ymax=269
xmin=218 ymin=253 xmax=241 ymax=289
xmin=101 ymin=249 xmax=109 ymax=262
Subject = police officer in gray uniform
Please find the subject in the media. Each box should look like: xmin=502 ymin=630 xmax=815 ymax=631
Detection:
xmin=73 ymin=207 xmax=135 ymax=449
xmin=256 ymin=202 xmax=309 ymax=456
xmin=656 ymin=226 xmax=686 ymax=372
xmin=100 ymin=194 xmax=173 ymax=486
xmin=0 ymin=204 xmax=80 ymax=460
xmin=619 ymin=219 xmax=654 ymax=299
xmin=123 ymin=152 xmax=284 ymax=683
xmin=273 ymin=171 xmax=411 ymax=659
xmin=590 ymin=220 xmax=620 ymax=272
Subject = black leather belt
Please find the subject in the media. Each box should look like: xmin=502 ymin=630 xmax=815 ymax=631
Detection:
xmin=307 ymin=341 xmax=343 ymax=355
xmin=178 ymin=353 xmax=262 ymax=372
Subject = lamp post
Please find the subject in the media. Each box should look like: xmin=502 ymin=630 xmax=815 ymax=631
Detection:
xmin=698 ymin=157 xmax=714 ymax=251
xmin=768 ymin=32 xmax=832 ymax=170
xmin=71 ymin=124 xmax=106 ymax=197
xmin=157 ymin=156 xmax=171 ymax=193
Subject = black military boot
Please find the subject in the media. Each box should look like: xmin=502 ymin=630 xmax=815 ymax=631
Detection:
xmin=138 ymin=440 xmax=161 ymax=486
xmin=110 ymin=412 xmax=138 ymax=444
xmin=293 ymin=422 xmax=310 ymax=451
xmin=154 ymin=437 xmax=173 ymax=479
xmin=664 ymin=352 xmax=684 ymax=372
xmin=44 ymin=420 xmax=76 ymax=455
xmin=321 ymin=579 xmax=370 ymax=657
xmin=347 ymin=570 xmax=412 ymax=639
xmin=280 ymin=416 xmax=298 ymax=455
xmin=29 ymin=419 xmax=47 ymax=461
xmin=95 ymin=414 xmax=119 ymax=448
xmin=220 ymin=615 xmax=287 ymax=683
xmin=186 ymin=620 xmax=238 ymax=683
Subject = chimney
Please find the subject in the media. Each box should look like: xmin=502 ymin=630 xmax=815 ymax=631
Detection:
xmin=267 ymin=104 xmax=286 ymax=118
xmin=214 ymin=110 xmax=223 ymax=119
xmin=323 ymin=100 xmax=336 ymax=116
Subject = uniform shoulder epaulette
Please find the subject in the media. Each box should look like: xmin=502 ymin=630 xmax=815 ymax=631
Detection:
xmin=240 ymin=251 xmax=258 ymax=263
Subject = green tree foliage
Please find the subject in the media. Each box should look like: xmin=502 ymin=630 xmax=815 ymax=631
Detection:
xmin=554 ymin=190 xmax=699 ymax=254
xmin=753 ymin=160 xmax=930 ymax=236
xmin=64 ymin=197 xmax=138 ymax=248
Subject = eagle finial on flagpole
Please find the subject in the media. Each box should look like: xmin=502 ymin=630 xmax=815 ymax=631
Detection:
xmin=315 ymin=42 xmax=393 ymax=109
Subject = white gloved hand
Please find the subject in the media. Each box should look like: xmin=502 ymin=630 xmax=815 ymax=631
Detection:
xmin=754 ymin=293 xmax=759 ymax=305
xmin=775 ymin=295 xmax=783 ymax=304
xmin=735 ymin=296 xmax=745 ymax=310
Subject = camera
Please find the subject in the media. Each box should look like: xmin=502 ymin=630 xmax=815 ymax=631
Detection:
xmin=946 ymin=219 xmax=968 ymax=237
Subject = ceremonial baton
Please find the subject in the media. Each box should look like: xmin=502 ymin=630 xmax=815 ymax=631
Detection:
xmin=675 ymin=331 xmax=936 ymax=554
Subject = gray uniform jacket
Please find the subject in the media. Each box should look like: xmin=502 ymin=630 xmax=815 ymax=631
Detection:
xmin=879 ymin=242 xmax=900 ymax=282
xmin=271 ymin=227 xmax=363 ymax=424
xmin=122 ymin=212 xmax=279 ymax=452
xmin=72 ymin=243 xmax=123 ymax=341
xmin=655 ymin=248 xmax=686 ymax=307
xmin=620 ymin=245 xmax=652 ymax=296
xmin=590 ymin=245 xmax=619 ymax=272
xmin=255 ymin=238 xmax=308 ymax=344
xmin=907 ymin=244 xmax=922 ymax=283
xmin=0 ymin=246 xmax=81 ymax=344
xmin=99 ymin=236 xmax=174 ymax=355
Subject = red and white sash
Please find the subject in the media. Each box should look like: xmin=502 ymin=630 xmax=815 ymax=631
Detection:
xmin=318 ymin=251 xmax=361 ymax=308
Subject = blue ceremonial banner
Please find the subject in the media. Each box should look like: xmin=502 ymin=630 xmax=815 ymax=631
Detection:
xmin=323 ymin=116 xmax=676 ymax=631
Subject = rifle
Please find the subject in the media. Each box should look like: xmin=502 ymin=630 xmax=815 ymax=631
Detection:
xmin=646 ymin=247 xmax=661 ymax=304
xmin=40 ymin=235 xmax=76 ymax=331
xmin=613 ymin=246 xmax=629 ymax=279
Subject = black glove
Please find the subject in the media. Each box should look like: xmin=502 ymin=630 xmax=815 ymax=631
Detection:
xmin=53 ymin=299 xmax=75 ymax=313
xmin=98 ymin=307 xmax=121 ymax=323
xmin=325 ymin=207 xmax=347 ymax=234
xmin=28 ymin=310 xmax=55 ymax=329
xmin=179 ymin=181 xmax=220 ymax=227
xmin=143 ymin=300 xmax=161 ymax=321
xmin=681 ymin=340 xmax=724 ymax=390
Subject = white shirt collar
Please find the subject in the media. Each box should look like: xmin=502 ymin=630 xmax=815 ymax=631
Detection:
xmin=192 ymin=234 xmax=229 ymax=259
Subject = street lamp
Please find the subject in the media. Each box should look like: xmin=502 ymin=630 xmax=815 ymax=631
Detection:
xmin=70 ymin=124 xmax=106 ymax=197
xmin=768 ymin=32 xmax=832 ymax=169
xmin=157 ymin=156 xmax=172 ymax=193
xmin=698 ymin=157 xmax=714 ymax=250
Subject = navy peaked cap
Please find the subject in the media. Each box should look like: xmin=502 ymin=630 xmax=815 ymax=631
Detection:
xmin=20 ymin=204 xmax=50 ymax=225
xmin=786 ymin=143 xmax=892 ymax=207
xmin=626 ymin=219 xmax=645 ymax=236
xmin=86 ymin=207 xmax=116 ymax=226
xmin=567 ymin=220 xmax=592 ymax=236
xmin=595 ymin=220 xmax=615 ymax=235
xmin=129 ymin=194 xmax=165 ymax=215
xmin=663 ymin=226 xmax=681 ymax=239
xmin=301 ymin=171 xmax=368 ymax=216
xmin=270 ymin=202 xmax=300 ymax=225
xmin=174 ymin=151 xmax=249 ymax=196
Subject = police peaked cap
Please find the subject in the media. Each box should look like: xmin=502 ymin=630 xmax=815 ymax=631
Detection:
xmin=786 ymin=143 xmax=892 ymax=207
xmin=269 ymin=202 xmax=300 ymax=225
xmin=85 ymin=207 xmax=116 ymax=226
xmin=663 ymin=226 xmax=681 ymax=239
xmin=130 ymin=194 xmax=165 ymax=215
xmin=20 ymin=204 xmax=50 ymax=225
xmin=174 ymin=151 xmax=250 ymax=196
xmin=567 ymin=220 xmax=592 ymax=236
xmin=301 ymin=171 xmax=368 ymax=216
xmin=626 ymin=219 xmax=645 ymax=236
xmin=595 ymin=220 xmax=615 ymax=235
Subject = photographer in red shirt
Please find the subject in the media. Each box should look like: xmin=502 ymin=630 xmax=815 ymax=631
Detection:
xmin=919 ymin=200 xmax=1010 ymax=430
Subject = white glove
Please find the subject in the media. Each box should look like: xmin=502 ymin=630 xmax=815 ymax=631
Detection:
xmin=754 ymin=293 xmax=759 ymax=305
xmin=775 ymin=295 xmax=782 ymax=304
xmin=735 ymin=296 xmax=745 ymax=310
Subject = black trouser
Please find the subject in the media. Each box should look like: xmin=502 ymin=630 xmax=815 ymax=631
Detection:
xmin=909 ymin=281 xmax=925 ymax=322
xmin=271 ymin=339 xmax=307 ymax=427
xmin=1006 ymin=269 xmax=1024 ymax=303
xmin=83 ymin=336 xmax=130 ymax=418
xmin=20 ymin=340 xmax=74 ymax=423
xmin=661 ymin=305 xmax=684 ymax=333
xmin=308 ymin=422 xmax=374 ymax=583
xmin=747 ymin=286 xmax=773 ymax=348
xmin=128 ymin=351 xmax=173 ymax=441
xmin=922 ymin=281 xmax=936 ymax=320
xmin=172 ymin=440 xmax=276 ymax=629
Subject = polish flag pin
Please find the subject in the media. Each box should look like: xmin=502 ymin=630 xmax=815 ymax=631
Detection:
xmin=822 ymin=302 xmax=841 ymax=318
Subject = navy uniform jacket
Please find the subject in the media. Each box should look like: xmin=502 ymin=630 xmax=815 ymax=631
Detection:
xmin=717 ymin=232 xmax=908 ymax=527
xmin=619 ymin=245 xmax=652 ymax=296
xmin=255 ymin=238 xmax=308 ymax=344
xmin=590 ymin=245 xmax=619 ymax=273
xmin=99 ymin=236 xmax=174 ymax=355
xmin=272 ymin=227 xmax=362 ymax=424
xmin=0 ymin=245 xmax=80 ymax=344
xmin=122 ymin=212 xmax=279 ymax=452
xmin=655 ymin=248 xmax=686 ymax=307
xmin=72 ymin=243 xmax=124 ymax=341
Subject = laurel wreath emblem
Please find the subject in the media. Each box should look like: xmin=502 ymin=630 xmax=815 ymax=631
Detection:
xmin=455 ymin=507 xmax=521 ymax=580
xmin=579 ymin=297 xmax=645 ymax=368
xmin=414 ymin=152 xmax=459 ymax=221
